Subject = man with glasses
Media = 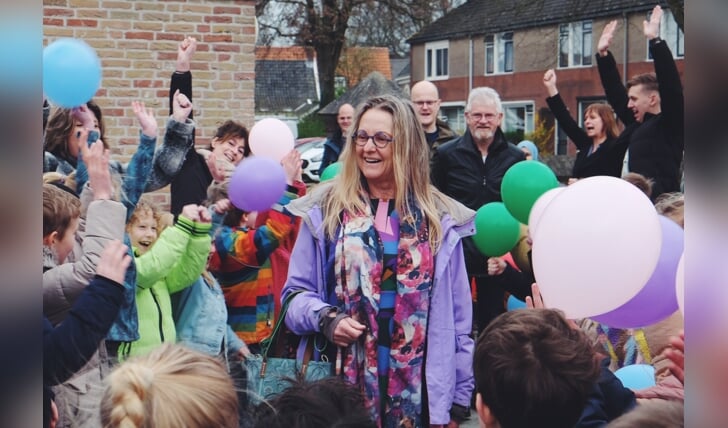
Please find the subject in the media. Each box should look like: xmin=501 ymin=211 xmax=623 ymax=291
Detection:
xmin=410 ymin=80 xmax=458 ymax=155
xmin=431 ymin=87 xmax=526 ymax=332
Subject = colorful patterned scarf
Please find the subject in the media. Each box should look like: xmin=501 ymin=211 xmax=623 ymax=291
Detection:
xmin=334 ymin=200 xmax=434 ymax=427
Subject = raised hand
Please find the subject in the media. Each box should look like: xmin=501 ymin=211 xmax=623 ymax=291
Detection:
xmin=172 ymin=89 xmax=193 ymax=123
xmin=280 ymin=149 xmax=303 ymax=185
xmin=95 ymin=240 xmax=132 ymax=284
xmin=79 ymin=135 xmax=112 ymax=200
xmin=643 ymin=5 xmax=663 ymax=40
xmin=598 ymin=20 xmax=618 ymax=56
xmin=664 ymin=329 xmax=685 ymax=384
xmin=176 ymin=36 xmax=197 ymax=73
xmin=132 ymin=101 xmax=157 ymax=138
xmin=543 ymin=69 xmax=558 ymax=97
xmin=213 ymin=198 xmax=233 ymax=215
xmin=180 ymin=204 xmax=201 ymax=222
xmin=525 ymin=283 xmax=545 ymax=309
xmin=206 ymin=151 xmax=232 ymax=183
xmin=197 ymin=205 xmax=212 ymax=223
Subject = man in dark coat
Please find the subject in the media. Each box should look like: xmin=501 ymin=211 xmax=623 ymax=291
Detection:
xmin=411 ymin=80 xmax=458 ymax=156
xmin=596 ymin=6 xmax=684 ymax=200
xmin=431 ymin=87 xmax=526 ymax=331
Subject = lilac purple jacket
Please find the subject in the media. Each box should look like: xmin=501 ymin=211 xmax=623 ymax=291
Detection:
xmin=281 ymin=183 xmax=476 ymax=424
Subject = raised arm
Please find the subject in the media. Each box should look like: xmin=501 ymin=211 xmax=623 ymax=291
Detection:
xmin=645 ymin=5 xmax=684 ymax=139
xmin=170 ymin=36 xmax=196 ymax=116
xmin=543 ymin=69 xmax=591 ymax=151
xmin=165 ymin=206 xmax=212 ymax=293
xmin=596 ymin=20 xmax=634 ymax=126
xmin=43 ymin=141 xmax=127 ymax=325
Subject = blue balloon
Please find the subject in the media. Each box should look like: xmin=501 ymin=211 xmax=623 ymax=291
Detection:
xmin=507 ymin=295 xmax=527 ymax=311
xmin=43 ymin=38 xmax=101 ymax=108
xmin=614 ymin=364 xmax=656 ymax=390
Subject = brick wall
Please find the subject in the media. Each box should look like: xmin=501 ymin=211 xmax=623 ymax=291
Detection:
xmin=43 ymin=0 xmax=256 ymax=209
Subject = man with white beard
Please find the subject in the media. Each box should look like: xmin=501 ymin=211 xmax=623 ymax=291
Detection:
xmin=431 ymin=87 xmax=526 ymax=331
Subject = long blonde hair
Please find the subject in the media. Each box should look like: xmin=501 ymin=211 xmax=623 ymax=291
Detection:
xmin=321 ymin=94 xmax=452 ymax=251
xmin=100 ymin=344 xmax=239 ymax=428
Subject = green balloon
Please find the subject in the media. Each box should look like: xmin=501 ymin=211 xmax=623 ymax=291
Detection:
xmin=473 ymin=202 xmax=521 ymax=257
xmin=319 ymin=162 xmax=342 ymax=182
xmin=501 ymin=160 xmax=559 ymax=224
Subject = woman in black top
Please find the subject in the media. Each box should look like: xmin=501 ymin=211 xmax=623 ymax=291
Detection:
xmin=543 ymin=69 xmax=626 ymax=182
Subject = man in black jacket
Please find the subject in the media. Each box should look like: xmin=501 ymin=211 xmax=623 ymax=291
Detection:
xmin=597 ymin=6 xmax=684 ymax=199
xmin=431 ymin=87 xmax=525 ymax=330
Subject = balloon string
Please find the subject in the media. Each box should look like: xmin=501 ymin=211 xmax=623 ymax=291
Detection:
xmin=633 ymin=329 xmax=653 ymax=365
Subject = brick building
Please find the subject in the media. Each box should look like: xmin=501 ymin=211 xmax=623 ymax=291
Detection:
xmin=43 ymin=0 xmax=257 ymax=208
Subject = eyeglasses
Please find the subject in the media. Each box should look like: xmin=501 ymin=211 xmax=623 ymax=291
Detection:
xmin=353 ymin=130 xmax=394 ymax=149
xmin=467 ymin=112 xmax=500 ymax=122
xmin=413 ymin=100 xmax=438 ymax=107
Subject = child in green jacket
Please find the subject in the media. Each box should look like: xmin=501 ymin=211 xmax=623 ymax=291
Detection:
xmin=124 ymin=198 xmax=211 ymax=358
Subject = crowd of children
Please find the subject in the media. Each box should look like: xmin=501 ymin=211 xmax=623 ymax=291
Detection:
xmin=42 ymin=8 xmax=686 ymax=427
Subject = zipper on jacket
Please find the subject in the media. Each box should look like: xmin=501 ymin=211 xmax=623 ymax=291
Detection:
xmin=150 ymin=289 xmax=165 ymax=342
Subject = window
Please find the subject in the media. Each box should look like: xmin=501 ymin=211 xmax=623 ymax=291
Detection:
xmin=425 ymin=41 xmax=449 ymax=80
xmin=559 ymin=20 xmax=592 ymax=68
xmin=501 ymin=101 xmax=534 ymax=141
xmin=485 ymin=32 xmax=514 ymax=74
xmin=440 ymin=104 xmax=466 ymax=134
xmin=647 ymin=9 xmax=684 ymax=59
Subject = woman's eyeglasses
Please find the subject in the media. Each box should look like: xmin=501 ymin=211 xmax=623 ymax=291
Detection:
xmin=353 ymin=130 xmax=394 ymax=149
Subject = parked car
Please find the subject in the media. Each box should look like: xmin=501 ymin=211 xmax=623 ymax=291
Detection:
xmin=295 ymin=137 xmax=326 ymax=183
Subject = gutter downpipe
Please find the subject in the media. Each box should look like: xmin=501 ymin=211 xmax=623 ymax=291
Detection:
xmin=622 ymin=12 xmax=628 ymax=85
xmin=469 ymin=35 xmax=473 ymax=93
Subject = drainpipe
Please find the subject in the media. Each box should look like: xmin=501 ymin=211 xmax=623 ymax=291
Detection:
xmin=622 ymin=12 xmax=628 ymax=85
xmin=469 ymin=35 xmax=473 ymax=93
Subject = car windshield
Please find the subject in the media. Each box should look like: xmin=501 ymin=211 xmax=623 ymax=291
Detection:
xmin=296 ymin=139 xmax=325 ymax=152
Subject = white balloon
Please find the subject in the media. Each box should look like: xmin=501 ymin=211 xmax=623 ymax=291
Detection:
xmin=248 ymin=118 xmax=294 ymax=161
xmin=531 ymin=176 xmax=662 ymax=319
xmin=528 ymin=187 xmax=565 ymax=235
xmin=675 ymin=252 xmax=685 ymax=316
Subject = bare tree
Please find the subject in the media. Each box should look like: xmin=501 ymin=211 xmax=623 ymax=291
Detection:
xmin=255 ymin=0 xmax=463 ymax=108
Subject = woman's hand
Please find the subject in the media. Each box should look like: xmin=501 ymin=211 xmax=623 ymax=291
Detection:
xmin=543 ymin=69 xmax=558 ymax=97
xmin=176 ymin=36 xmax=197 ymax=73
xmin=332 ymin=317 xmax=366 ymax=347
xmin=133 ymin=100 xmax=157 ymax=138
xmin=172 ymin=90 xmax=193 ymax=123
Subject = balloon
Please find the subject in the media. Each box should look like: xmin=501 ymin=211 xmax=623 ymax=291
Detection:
xmin=675 ymin=253 xmax=684 ymax=316
xmin=319 ymin=162 xmax=342 ymax=182
xmin=473 ymin=202 xmax=521 ymax=257
xmin=43 ymin=38 xmax=102 ymax=108
xmin=228 ymin=157 xmax=287 ymax=212
xmin=531 ymin=176 xmax=661 ymax=319
xmin=248 ymin=118 xmax=295 ymax=161
xmin=592 ymin=216 xmax=684 ymax=328
xmin=507 ymin=295 xmax=527 ymax=311
xmin=614 ymin=364 xmax=656 ymax=390
xmin=511 ymin=224 xmax=533 ymax=275
xmin=528 ymin=187 xmax=565 ymax=235
xmin=501 ymin=160 xmax=559 ymax=224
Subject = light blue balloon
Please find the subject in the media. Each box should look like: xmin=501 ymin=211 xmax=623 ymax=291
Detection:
xmin=614 ymin=364 xmax=656 ymax=390
xmin=507 ymin=295 xmax=527 ymax=311
xmin=43 ymin=38 xmax=101 ymax=108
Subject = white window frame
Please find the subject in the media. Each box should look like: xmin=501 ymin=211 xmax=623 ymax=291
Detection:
xmin=501 ymin=101 xmax=535 ymax=135
xmin=558 ymin=20 xmax=593 ymax=69
xmin=647 ymin=9 xmax=684 ymax=59
xmin=425 ymin=41 xmax=449 ymax=80
xmin=439 ymin=102 xmax=466 ymax=134
xmin=485 ymin=32 xmax=514 ymax=75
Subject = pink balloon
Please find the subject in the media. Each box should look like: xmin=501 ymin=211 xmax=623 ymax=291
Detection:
xmin=675 ymin=252 xmax=684 ymax=316
xmin=531 ymin=176 xmax=662 ymax=319
xmin=248 ymin=118 xmax=294 ymax=161
xmin=528 ymin=187 xmax=565 ymax=235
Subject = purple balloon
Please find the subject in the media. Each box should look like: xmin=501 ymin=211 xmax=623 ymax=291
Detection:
xmin=592 ymin=216 xmax=684 ymax=328
xmin=228 ymin=156 xmax=287 ymax=212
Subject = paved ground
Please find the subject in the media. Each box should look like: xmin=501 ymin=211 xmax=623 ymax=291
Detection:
xmin=461 ymin=415 xmax=480 ymax=428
